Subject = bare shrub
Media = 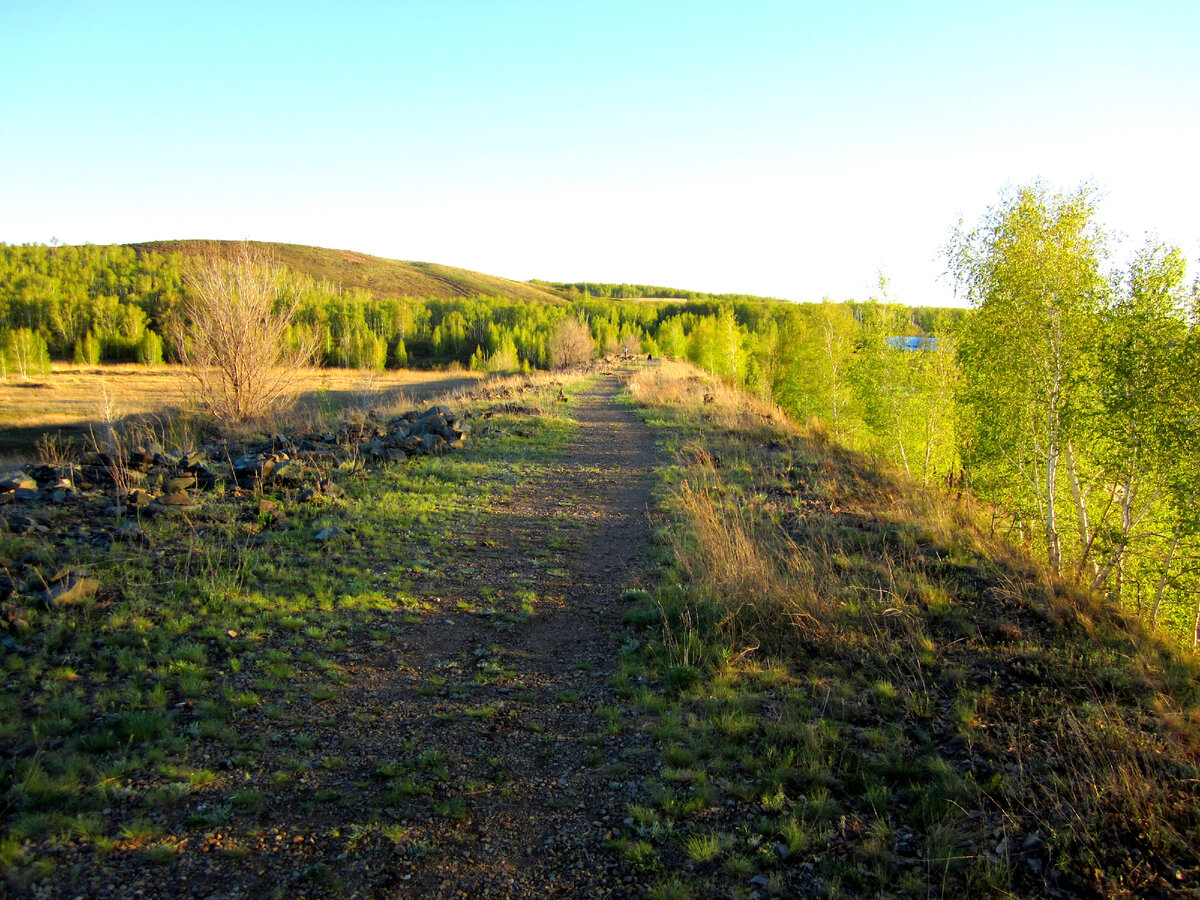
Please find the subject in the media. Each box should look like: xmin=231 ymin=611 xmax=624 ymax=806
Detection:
xmin=548 ymin=316 xmax=595 ymax=369
xmin=171 ymin=245 xmax=316 ymax=423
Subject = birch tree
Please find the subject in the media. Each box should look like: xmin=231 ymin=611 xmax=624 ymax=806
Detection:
xmin=949 ymin=184 xmax=1108 ymax=574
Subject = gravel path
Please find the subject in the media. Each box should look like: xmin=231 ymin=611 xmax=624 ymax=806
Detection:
xmin=349 ymin=373 xmax=662 ymax=898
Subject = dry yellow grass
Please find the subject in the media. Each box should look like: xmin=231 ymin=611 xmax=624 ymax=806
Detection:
xmin=0 ymin=363 xmax=483 ymax=455
xmin=628 ymin=359 xmax=794 ymax=437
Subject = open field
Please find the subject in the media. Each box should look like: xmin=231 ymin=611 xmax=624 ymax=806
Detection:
xmin=0 ymin=364 xmax=482 ymax=457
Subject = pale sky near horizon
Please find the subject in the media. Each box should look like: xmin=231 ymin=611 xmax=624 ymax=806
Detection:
xmin=1 ymin=1 xmax=1197 ymax=307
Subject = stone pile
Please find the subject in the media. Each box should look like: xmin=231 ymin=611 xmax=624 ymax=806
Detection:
xmin=0 ymin=405 xmax=471 ymax=516
xmin=0 ymin=446 xmax=222 ymax=514
xmin=0 ymin=405 xmax=472 ymax=620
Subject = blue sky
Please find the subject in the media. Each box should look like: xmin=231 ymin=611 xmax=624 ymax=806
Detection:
xmin=2 ymin=1 xmax=1197 ymax=306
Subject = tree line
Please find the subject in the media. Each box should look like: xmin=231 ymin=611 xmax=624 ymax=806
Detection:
xmin=655 ymin=184 xmax=1200 ymax=648
xmin=3 ymin=201 xmax=1197 ymax=645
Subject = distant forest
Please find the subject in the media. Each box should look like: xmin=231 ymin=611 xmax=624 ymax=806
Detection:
xmin=2 ymin=201 xmax=1198 ymax=647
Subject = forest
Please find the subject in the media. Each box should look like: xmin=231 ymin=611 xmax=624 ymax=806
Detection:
xmin=1 ymin=183 xmax=1197 ymax=645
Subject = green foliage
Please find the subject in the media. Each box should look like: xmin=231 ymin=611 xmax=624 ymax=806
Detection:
xmin=0 ymin=243 xmax=183 ymax=358
xmin=950 ymin=183 xmax=1109 ymax=572
xmin=950 ymin=183 xmax=1200 ymax=641
xmin=136 ymin=329 xmax=164 ymax=366
xmin=73 ymin=331 xmax=101 ymax=365
xmin=2 ymin=327 xmax=51 ymax=378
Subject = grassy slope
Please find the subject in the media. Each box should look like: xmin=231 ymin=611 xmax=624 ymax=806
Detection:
xmin=615 ymin=361 xmax=1200 ymax=899
xmin=130 ymin=240 xmax=567 ymax=304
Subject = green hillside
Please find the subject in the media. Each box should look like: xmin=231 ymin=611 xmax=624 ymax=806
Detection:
xmin=130 ymin=240 xmax=567 ymax=304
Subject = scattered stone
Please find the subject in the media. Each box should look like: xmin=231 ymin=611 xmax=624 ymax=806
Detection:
xmin=314 ymin=526 xmax=348 ymax=542
xmin=114 ymin=522 xmax=149 ymax=545
xmin=164 ymin=474 xmax=197 ymax=492
xmin=44 ymin=571 xmax=101 ymax=609
xmin=179 ymin=450 xmax=206 ymax=469
xmin=3 ymin=514 xmax=38 ymax=534
xmin=271 ymin=459 xmax=305 ymax=484
xmin=0 ymin=471 xmax=37 ymax=492
xmin=233 ymin=453 xmax=276 ymax=486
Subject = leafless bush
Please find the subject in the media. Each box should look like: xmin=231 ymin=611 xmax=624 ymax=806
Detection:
xmin=548 ymin=316 xmax=595 ymax=369
xmin=171 ymin=245 xmax=316 ymax=423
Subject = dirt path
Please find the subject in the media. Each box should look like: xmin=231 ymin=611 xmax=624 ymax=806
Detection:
xmin=295 ymin=374 xmax=660 ymax=897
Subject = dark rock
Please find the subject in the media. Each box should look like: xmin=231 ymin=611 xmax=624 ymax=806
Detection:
xmin=28 ymin=465 xmax=61 ymax=485
xmin=193 ymin=466 xmax=219 ymax=490
xmin=127 ymin=489 xmax=153 ymax=508
xmin=14 ymin=488 xmax=40 ymax=502
xmin=114 ymin=522 xmax=149 ymax=545
xmin=127 ymin=450 xmax=155 ymax=471
xmin=233 ymin=453 xmax=275 ymax=485
xmin=3 ymin=515 xmax=38 ymax=534
xmin=179 ymin=451 xmax=206 ymax=469
xmin=420 ymin=434 xmax=447 ymax=454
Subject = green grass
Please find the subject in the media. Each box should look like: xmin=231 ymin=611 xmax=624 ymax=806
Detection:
xmin=0 ymin=371 xmax=585 ymax=890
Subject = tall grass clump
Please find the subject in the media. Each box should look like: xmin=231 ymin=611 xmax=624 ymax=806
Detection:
xmin=668 ymin=476 xmax=831 ymax=650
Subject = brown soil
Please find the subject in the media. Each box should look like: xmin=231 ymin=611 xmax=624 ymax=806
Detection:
xmin=49 ymin=374 xmax=663 ymax=899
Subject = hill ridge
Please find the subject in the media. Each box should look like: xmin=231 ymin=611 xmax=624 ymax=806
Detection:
xmin=129 ymin=239 xmax=567 ymax=304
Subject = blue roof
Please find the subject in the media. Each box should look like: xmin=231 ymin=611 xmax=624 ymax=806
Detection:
xmin=885 ymin=336 xmax=938 ymax=351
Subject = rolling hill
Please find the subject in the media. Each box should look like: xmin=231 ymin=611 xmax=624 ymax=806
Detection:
xmin=130 ymin=240 xmax=568 ymax=304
